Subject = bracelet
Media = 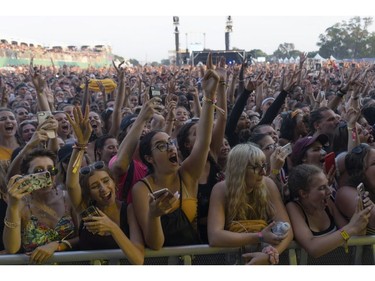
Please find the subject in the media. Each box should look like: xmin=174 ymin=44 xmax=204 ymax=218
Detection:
xmin=202 ymin=97 xmax=225 ymax=116
xmin=4 ymin=218 xmax=20 ymax=229
xmin=257 ymin=231 xmax=264 ymax=243
xmin=167 ymin=118 xmax=176 ymax=122
xmin=271 ymin=169 xmax=280 ymax=175
xmin=60 ymin=239 xmax=72 ymax=250
xmin=340 ymin=229 xmax=350 ymax=254
xmin=72 ymin=143 xmax=88 ymax=150
xmin=347 ymin=126 xmax=354 ymax=130
xmin=202 ymin=96 xmax=214 ymax=105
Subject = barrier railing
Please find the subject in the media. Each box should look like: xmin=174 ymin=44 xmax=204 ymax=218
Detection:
xmin=0 ymin=236 xmax=374 ymax=265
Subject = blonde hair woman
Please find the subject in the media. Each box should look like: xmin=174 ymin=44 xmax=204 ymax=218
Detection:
xmin=207 ymin=143 xmax=293 ymax=265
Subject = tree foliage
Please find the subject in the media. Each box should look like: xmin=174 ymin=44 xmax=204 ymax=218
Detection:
xmin=317 ymin=17 xmax=375 ymax=59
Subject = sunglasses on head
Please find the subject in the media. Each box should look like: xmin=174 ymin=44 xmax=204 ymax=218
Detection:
xmin=351 ymin=143 xmax=370 ymax=155
xmin=79 ymin=161 xmax=105 ymax=175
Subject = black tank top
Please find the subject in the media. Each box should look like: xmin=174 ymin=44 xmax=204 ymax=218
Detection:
xmin=78 ymin=202 xmax=129 ymax=250
xmin=295 ymin=201 xmax=337 ymax=236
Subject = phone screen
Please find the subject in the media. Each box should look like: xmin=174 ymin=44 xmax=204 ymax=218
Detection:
xmin=324 ymin=152 xmax=335 ymax=172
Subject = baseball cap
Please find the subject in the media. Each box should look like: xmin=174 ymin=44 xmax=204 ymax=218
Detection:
xmin=58 ymin=143 xmax=74 ymax=164
xmin=261 ymin=97 xmax=275 ymax=107
xmin=120 ymin=114 xmax=138 ymax=131
xmin=291 ymin=134 xmax=329 ymax=166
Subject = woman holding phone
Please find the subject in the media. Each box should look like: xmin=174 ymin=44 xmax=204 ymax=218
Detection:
xmin=65 ymin=105 xmax=146 ymax=265
xmin=3 ymin=148 xmax=78 ymax=264
xmin=131 ymin=53 xmax=220 ymax=249
xmin=335 ymin=143 xmax=375 ymax=235
xmin=287 ymin=164 xmax=372 ymax=258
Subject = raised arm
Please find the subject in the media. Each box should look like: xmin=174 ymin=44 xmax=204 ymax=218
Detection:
xmin=210 ymin=56 xmax=228 ymax=160
xmin=110 ymin=98 xmax=157 ymax=182
xmin=109 ymin=63 xmax=127 ymax=138
xmin=180 ymin=53 xmax=219 ymax=183
xmin=30 ymin=60 xmax=50 ymax=112
xmin=65 ymin=105 xmax=93 ymax=212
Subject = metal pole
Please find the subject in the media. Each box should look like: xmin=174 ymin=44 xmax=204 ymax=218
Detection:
xmin=175 ymin=26 xmax=180 ymax=66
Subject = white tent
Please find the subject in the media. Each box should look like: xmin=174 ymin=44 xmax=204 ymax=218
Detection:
xmin=314 ymin=53 xmax=326 ymax=61
xmin=330 ymin=55 xmax=337 ymax=61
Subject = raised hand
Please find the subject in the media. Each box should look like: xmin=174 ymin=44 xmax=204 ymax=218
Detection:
xmin=245 ymin=71 xmax=263 ymax=93
xmin=201 ymin=53 xmax=220 ymax=98
xmin=66 ymin=105 xmax=92 ymax=145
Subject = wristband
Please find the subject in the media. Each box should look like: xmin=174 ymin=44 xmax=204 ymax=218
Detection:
xmin=257 ymin=231 xmax=264 ymax=243
xmin=4 ymin=218 xmax=20 ymax=229
xmin=271 ymin=169 xmax=280 ymax=175
xmin=340 ymin=229 xmax=350 ymax=254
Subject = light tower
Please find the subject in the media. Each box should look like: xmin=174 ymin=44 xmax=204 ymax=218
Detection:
xmin=225 ymin=16 xmax=233 ymax=51
xmin=173 ymin=16 xmax=180 ymax=66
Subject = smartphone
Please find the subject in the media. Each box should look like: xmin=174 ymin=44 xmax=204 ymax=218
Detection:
xmin=324 ymin=152 xmax=336 ymax=172
xmin=18 ymin=171 xmax=52 ymax=193
xmin=37 ymin=111 xmax=56 ymax=138
xmin=149 ymin=86 xmax=161 ymax=99
xmin=152 ymin=188 xmax=174 ymax=200
xmin=80 ymin=205 xmax=100 ymax=219
xmin=319 ymin=91 xmax=325 ymax=100
xmin=357 ymin=183 xmax=365 ymax=210
xmin=315 ymin=63 xmax=321 ymax=71
xmin=281 ymin=143 xmax=292 ymax=156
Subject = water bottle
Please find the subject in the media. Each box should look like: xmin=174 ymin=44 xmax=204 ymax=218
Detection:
xmin=272 ymin=221 xmax=290 ymax=236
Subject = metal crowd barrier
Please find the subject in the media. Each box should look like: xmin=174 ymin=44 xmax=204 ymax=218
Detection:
xmin=0 ymin=236 xmax=374 ymax=265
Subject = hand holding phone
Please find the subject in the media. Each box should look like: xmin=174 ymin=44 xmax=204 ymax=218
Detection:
xmin=149 ymin=86 xmax=161 ymax=99
xmin=357 ymin=183 xmax=365 ymax=210
xmin=281 ymin=143 xmax=292 ymax=156
xmin=80 ymin=205 xmax=100 ymax=219
xmin=37 ymin=111 xmax=56 ymax=138
xmin=17 ymin=171 xmax=52 ymax=193
xmin=324 ymin=152 xmax=336 ymax=172
xmin=152 ymin=188 xmax=174 ymax=200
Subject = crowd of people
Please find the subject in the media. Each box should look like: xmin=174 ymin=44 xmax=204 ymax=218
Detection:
xmin=0 ymin=52 xmax=375 ymax=265
xmin=0 ymin=41 xmax=109 ymax=65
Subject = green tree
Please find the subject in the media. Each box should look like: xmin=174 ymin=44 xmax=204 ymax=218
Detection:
xmin=248 ymin=49 xmax=268 ymax=58
xmin=161 ymin=59 xmax=170 ymax=66
xmin=317 ymin=17 xmax=374 ymax=59
xmin=128 ymin=58 xmax=140 ymax=66
xmin=272 ymin=43 xmax=296 ymax=59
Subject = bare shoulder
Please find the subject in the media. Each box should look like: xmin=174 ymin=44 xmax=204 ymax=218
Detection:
xmin=335 ymin=185 xmax=356 ymax=201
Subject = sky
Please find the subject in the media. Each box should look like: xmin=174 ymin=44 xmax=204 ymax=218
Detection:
xmin=1 ymin=0 xmax=374 ymax=64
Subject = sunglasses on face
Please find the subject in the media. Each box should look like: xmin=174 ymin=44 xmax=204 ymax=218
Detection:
xmin=79 ymin=161 xmax=105 ymax=175
xmin=33 ymin=166 xmax=58 ymax=176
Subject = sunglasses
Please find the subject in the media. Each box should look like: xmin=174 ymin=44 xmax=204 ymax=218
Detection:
xmin=79 ymin=161 xmax=105 ymax=175
xmin=351 ymin=143 xmax=370 ymax=155
xmin=33 ymin=166 xmax=58 ymax=176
